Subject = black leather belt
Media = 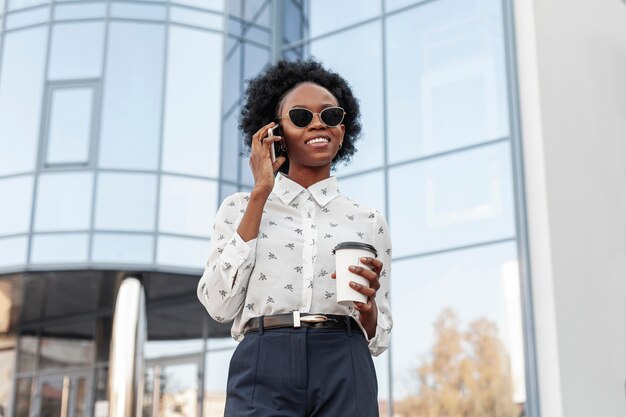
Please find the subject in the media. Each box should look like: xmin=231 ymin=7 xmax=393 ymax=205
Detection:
xmin=243 ymin=312 xmax=361 ymax=335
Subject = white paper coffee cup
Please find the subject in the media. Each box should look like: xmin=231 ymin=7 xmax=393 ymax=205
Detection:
xmin=333 ymin=242 xmax=378 ymax=307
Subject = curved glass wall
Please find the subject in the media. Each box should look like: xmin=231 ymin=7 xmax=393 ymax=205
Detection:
xmin=0 ymin=0 xmax=228 ymax=273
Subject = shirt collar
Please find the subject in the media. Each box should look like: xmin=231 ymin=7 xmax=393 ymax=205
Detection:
xmin=273 ymin=173 xmax=340 ymax=207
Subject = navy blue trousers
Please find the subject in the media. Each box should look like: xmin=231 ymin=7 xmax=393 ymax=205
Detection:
xmin=224 ymin=322 xmax=379 ymax=417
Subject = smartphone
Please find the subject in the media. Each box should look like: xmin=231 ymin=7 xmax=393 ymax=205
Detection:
xmin=268 ymin=125 xmax=282 ymax=162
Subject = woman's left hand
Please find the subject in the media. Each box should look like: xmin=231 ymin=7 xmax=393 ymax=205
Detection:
xmin=331 ymin=257 xmax=383 ymax=337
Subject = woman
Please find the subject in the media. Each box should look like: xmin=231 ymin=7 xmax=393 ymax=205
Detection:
xmin=197 ymin=59 xmax=392 ymax=417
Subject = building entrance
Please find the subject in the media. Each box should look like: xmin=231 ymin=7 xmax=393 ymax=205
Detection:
xmin=33 ymin=371 xmax=91 ymax=417
xmin=143 ymin=355 xmax=202 ymax=417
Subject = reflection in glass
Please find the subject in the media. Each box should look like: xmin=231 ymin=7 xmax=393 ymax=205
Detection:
xmin=389 ymin=141 xmax=514 ymax=257
xmin=338 ymin=170 xmax=386 ymax=215
xmin=0 ymin=176 xmax=33 ymax=235
xmin=92 ymin=234 xmax=154 ymax=264
xmin=308 ymin=0 xmax=380 ymax=38
xmin=386 ymin=0 xmax=509 ymax=163
xmin=8 ymin=0 xmax=48 ymax=10
xmin=74 ymin=377 xmax=88 ymax=417
xmin=243 ymin=43 xmax=270 ymax=82
xmin=390 ymin=242 xmax=525 ymax=412
xmin=173 ymin=0 xmax=224 ymax=11
xmin=156 ymin=236 xmax=209 ymax=270
xmin=0 ymin=350 xmax=16 ymax=415
xmin=310 ymin=21 xmax=384 ymax=174
xmin=99 ymin=22 xmax=165 ymax=170
xmin=145 ymin=339 xmax=204 ymax=359
xmin=204 ymin=348 xmax=233 ymax=417
xmin=0 ymin=236 xmax=28 ymax=268
xmin=18 ymin=336 xmax=38 ymax=372
xmin=31 ymin=233 xmax=89 ymax=264
xmin=162 ymin=27 xmax=223 ymax=177
xmin=158 ymin=176 xmax=217 ymax=237
xmin=95 ymin=173 xmax=157 ymax=231
xmin=144 ymin=361 xmax=199 ymax=417
xmin=48 ymin=22 xmax=105 ymax=80
xmin=39 ymin=335 xmax=94 ymax=370
xmin=45 ymin=87 xmax=94 ymax=165
xmin=39 ymin=378 xmax=63 ymax=417
xmin=0 ymin=27 xmax=47 ymax=176
xmin=220 ymin=108 xmax=240 ymax=183
xmin=34 ymin=172 xmax=93 ymax=232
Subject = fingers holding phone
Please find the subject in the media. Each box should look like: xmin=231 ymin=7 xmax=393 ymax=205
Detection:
xmin=250 ymin=122 xmax=286 ymax=192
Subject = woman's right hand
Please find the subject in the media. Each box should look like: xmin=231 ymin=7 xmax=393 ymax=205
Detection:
xmin=250 ymin=122 xmax=287 ymax=195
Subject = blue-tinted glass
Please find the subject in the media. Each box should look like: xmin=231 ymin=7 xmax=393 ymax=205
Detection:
xmin=385 ymin=0 xmax=426 ymax=12
xmin=5 ymin=5 xmax=48 ymax=29
xmin=223 ymin=42 xmax=242 ymax=113
xmin=204 ymin=348 xmax=233 ymax=402
xmin=158 ymin=176 xmax=218 ymax=237
xmin=389 ymin=141 xmax=515 ymax=257
xmin=170 ymin=6 xmax=224 ymax=30
xmin=373 ymin=350 xmax=390 ymax=409
xmin=95 ymin=173 xmax=157 ymax=231
xmin=92 ymin=233 xmax=154 ymax=264
xmin=145 ymin=338 xmax=203 ymax=359
xmin=54 ymin=3 xmax=107 ymax=20
xmin=0 ymin=27 xmax=47 ymax=176
xmin=0 ymin=176 xmax=34 ymax=236
xmin=239 ymin=153 xmax=254 ymax=187
xmin=31 ymin=233 xmax=89 ymax=263
xmin=8 ymin=0 xmax=47 ymax=10
xmin=156 ymin=236 xmax=210 ymax=269
xmin=386 ymin=0 xmax=509 ymax=164
xmin=48 ymin=22 xmax=105 ymax=80
xmin=338 ymin=170 xmax=386 ymax=215
xmin=220 ymin=107 xmax=240 ymax=183
xmin=173 ymin=0 xmax=224 ymax=12
xmin=219 ymin=182 xmax=239 ymax=204
xmin=99 ymin=22 xmax=165 ymax=170
xmin=283 ymin=0 xmax=303 ymax=44
xmin=308 ymin=0 xmax=381 ymax=38
xmin=0 ymin=236 xmax=28 ymax=269
xmin=110 ymin=2 xmax=166 ymax=20
xmin=243 ymin=0 xmax=266 ymax=22
xmin=310 ymin=21 xmax=384 ymax=174
xmin=244 ymin=24 xmax=270 ymax=45
xmin=243 ymin=43 xmax=270 ymax=81
xmin=34 ymin=172 xmax=93 ymax=232
xmin=390 ymin=242 xmax=526 ymax=406
xmin=45 ymin=87 xmax=94 ymax=165
xmin=162 ymin=27 xmax=223 ymax=178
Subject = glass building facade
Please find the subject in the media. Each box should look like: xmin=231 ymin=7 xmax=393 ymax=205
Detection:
xmin=0 ymin=1 xmax=536 ymax=416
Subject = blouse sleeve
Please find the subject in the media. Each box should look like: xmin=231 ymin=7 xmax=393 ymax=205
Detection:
xmin=197 ymin=193 xmax=257 ymax=323
xmin=362 ymin=210 xmax=393 ymax=356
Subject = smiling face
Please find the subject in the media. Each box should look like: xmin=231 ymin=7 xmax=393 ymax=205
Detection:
xmin=277 ymin=82 xmax=345 ymax=174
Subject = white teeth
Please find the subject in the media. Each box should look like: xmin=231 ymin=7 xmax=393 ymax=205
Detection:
xmin=306 ymin=138 xmax=330 ymax=144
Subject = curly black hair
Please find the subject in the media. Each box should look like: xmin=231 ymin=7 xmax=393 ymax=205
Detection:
xmin=239 ymin=58 xmax=362 ymax=174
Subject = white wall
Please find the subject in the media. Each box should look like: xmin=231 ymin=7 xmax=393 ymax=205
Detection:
xmin=514 ymin=0 xmax=626 ymax=416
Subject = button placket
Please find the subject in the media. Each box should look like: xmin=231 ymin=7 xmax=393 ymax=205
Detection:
xmin=301 ymin=195 xmax=317 ymax=311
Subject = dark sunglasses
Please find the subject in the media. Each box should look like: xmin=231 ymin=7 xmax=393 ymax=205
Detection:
xmin=278 ymin=106 xmax=346 ymax=128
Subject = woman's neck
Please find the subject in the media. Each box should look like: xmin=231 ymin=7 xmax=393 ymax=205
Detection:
xmin=287 ymin=165 xmax=332 ymax=189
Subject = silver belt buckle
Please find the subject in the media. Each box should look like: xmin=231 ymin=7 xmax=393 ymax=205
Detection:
xmin=300 ymin=314 xmax=328 ymax=323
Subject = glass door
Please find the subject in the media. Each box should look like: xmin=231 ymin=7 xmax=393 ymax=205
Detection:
xmin=143 ymin=356 xmax=202 ymax=417
xmin=34 ymin=372 xmax=91 ymax=417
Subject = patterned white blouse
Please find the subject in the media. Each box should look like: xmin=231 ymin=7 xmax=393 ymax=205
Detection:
xmin=197 ymin=172 xmax=392 ymax=356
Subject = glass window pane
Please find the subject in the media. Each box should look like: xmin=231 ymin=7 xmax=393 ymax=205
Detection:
xmin=156 ymin=236 xmax=209 ymax=269
xmin=391 ymin=242 xmax=526 ymax=410
xmin=310 ymin=21 xmax=384 ymax=174
xmin=5 ymin=6 xmax=48 ymax=29
xmin=389 ymin=141 xmax=515 ymax=257
xmin=0 ymin=176 xmax=34 ymax=235
xmin=220 ymin=107 xmax=240 ymax=183
xmin=45 ymin=87 xmax=94 ymax=165
xmin=48 ymin=22 xmax=105 ymax=80
xmin=99 ymin=22 xmax=165 ymax=170
xmin=8 ymin=0 xmax=47 ymax=10
xmin=0 ymin=349 xmax=16 ymax=414
xmin=31 ymin=233 xmax=89 ymax=263
xmin=14 ymin=378 xmax=32 ymax=417
xmin=0 ymin=27 xmax=47 ymax=176
xmin=158 ymin=176 xmax=217 ymax=237
xmin=170 ymin=6 xmax=223 ymax=30
xmin=338 ymin=170 xmax=386 ymax=215
xmin=385 ymin=0 xmax=427 ymax=12
xmin=110 ymin=2 xmax=166 ymax=20
xmin=204 ymin=348 xmax=233 ymax=417
xmin=309 ymin=0 xmax=380 ymax=38
xmin=144 ymin=338 xmax=203 ymax=359
xmin=35 ymin=172 xmax=93 ymax=231
xmin=243 ymin=43 xmax=269 ymax=81
xmin=92 ymin=233 xmax=154 ymax=264
xmin=0 ymin=236 xmax=28 ymax=268
xmin=95 ymin=173 xmax=157 ymax=231
xmin=54 ymin=3 xmax=107 ymax=20
xmin=39 ymin=322 xmax=95 ymax=369
xmin=173 ymin=0 xmax=224 ymax=12
xmin=386 ymin=0 xmax=509 ymax=163
xmin=162 ymin=27 xmax=223 ymax=177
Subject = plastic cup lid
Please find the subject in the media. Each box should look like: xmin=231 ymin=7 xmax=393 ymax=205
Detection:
xmin=332 ymin=241 xmax=377 ymax=257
